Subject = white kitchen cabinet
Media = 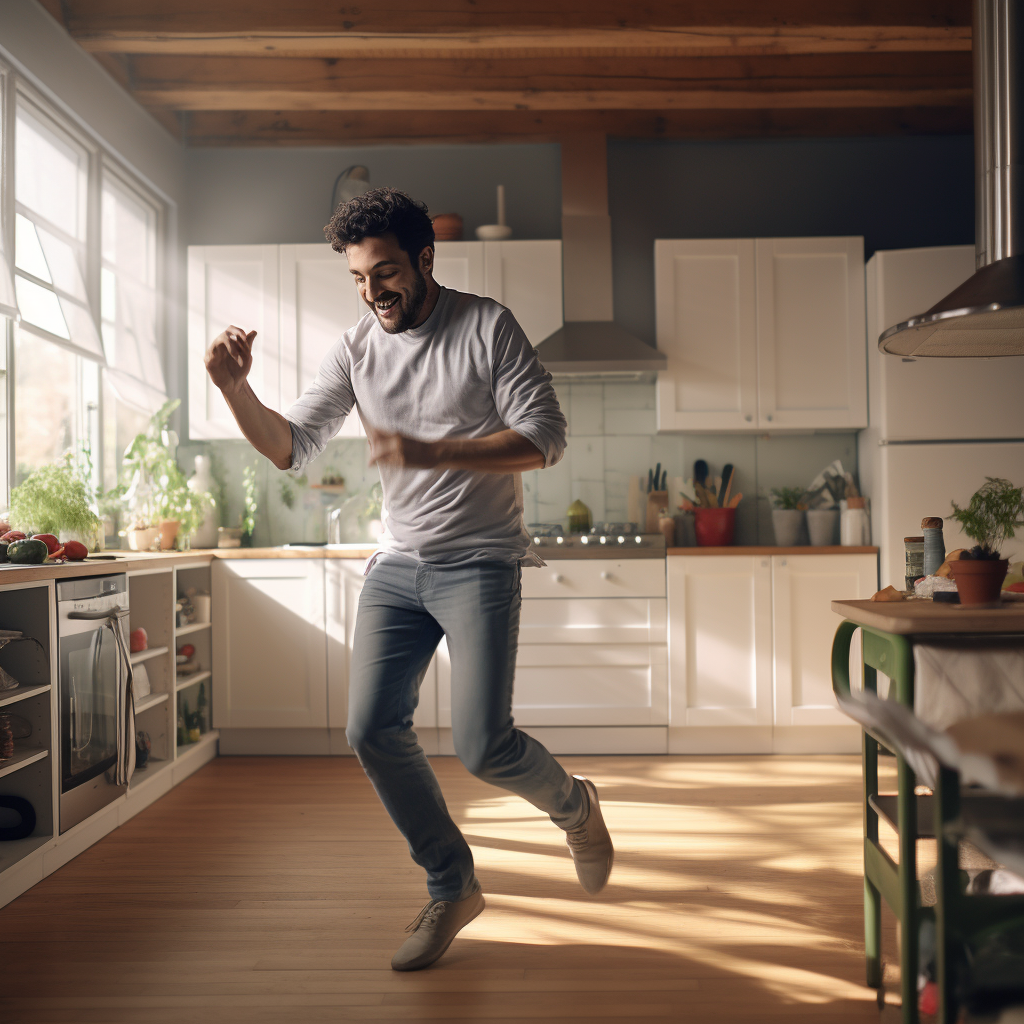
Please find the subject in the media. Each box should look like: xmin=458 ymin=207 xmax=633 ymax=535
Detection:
xmin=655 ymin=236 xmax=866 ymax=432
xmin=325 ymin=559 xmax=438 ymax=731
xmin=482 ymin=240 xmax=563 ymax=348
xmin=771 ymin=553 xmax=875 ymax=729
xmin=279 ymin=243 xmax=364 ymax=437
xmin=436 ymin=559 xmax=667 ymax=730
xmin=755 ymin=237 xmax=866 ymax=430
xmin=655 ymin=239 xmax=758 ymax=431
xmin=187 ymin=245 xmax=280 ymax=440
xmin=212 ymin=559 xmax=327 ymax=729
xmin=667 ymin=555 xmax=773 ymax=729
xmin=432 ymin=241 xmax=486 ymax=295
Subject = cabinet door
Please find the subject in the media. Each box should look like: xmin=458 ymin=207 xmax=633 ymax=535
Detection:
xmin=279 ymin=243 xmax=364 ymax=438
xmin=667 ymin=555 xmax=772 ymax=727
xmin=212 ymin=559 xmax=326 ymax=728
xmin=482 ymin=240 xmax=563 ymax=348
xmin=432 ymin=242 xmax=485 ymax=294
xmin=188 ymin=245 xmax=280 ymax=439
xmin=325 ymin=560 xmax=438 ymax=730
xmin=772 ymin=554 xmax=876 ymax=726
xmin=655 ymin=239 xmax=758 ymax=431
xmin=755 ymin=237 xmax=866 ymax=430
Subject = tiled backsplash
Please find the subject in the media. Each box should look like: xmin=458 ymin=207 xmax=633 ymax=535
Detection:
xmin=180 ymin=382 xmax=858 ymax=548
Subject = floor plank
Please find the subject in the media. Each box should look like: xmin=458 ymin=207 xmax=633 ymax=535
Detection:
xmin=2 ymin=754 xmax=895 ymax=1023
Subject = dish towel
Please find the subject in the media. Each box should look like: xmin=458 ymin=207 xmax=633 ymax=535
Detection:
xmin=107 ymin=612 xmax=136 ymax=785
xmin=913 ymin=638 xmax=1024 ymax=731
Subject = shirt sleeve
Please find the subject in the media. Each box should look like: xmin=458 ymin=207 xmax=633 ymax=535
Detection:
xmin=282 ymin=338 xmax=356 ymax=472
xmin=490 ymin=310 xmax=567 ymax=468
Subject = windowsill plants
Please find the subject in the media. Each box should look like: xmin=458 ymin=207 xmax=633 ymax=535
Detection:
xmin=947 ymin=477 xmax=1024 ymax=605
xmin=8 ymin=454 xmax=104 ymax=549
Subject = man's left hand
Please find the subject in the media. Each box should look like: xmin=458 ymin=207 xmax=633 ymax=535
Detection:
xmin=367 ymin=428 xmax=439 ymax=469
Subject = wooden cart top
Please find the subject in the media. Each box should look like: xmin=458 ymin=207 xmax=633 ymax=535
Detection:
xmin=832 ymin=598 xmax=1024 ymax=635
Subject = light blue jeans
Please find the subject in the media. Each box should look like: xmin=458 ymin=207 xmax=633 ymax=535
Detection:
xmin=345 ymin=555 xmax=584 ymax=901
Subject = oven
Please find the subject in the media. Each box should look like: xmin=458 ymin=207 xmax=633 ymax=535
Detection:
xmin=58 ymin=574 xmax=130 ymax=833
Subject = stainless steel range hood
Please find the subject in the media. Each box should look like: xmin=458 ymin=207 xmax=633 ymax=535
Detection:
xmin=535 ymin=135 xmax=666 ymax=380
xmin=881 ymin=0 xmax=1024 ymax=357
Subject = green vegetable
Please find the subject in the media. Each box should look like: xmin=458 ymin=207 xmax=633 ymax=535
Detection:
xmin=7 ymin=538 xmax=49 ymax=564
xmin=10 ymin=454 xmax=101 ymax=537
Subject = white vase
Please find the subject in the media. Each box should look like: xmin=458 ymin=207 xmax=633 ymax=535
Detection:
xmin=806 ymin=509 xmax=840 ymax=547
xmin=189 ymin=454 xmax=219 ymax=550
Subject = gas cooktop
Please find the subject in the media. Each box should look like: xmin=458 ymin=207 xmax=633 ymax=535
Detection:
xmin=526 ymin=523 xmax=666 ymax=559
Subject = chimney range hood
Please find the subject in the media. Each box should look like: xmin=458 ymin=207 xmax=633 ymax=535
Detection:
xmin=535 ymin=135 xmax=667 ymax=380
xmin=881 ymin=0 xmax=1024 ymax=357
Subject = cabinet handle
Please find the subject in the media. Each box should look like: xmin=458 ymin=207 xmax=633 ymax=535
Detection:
xmin=761 ymin=559 xmax=768 ymax=568
xmin=553 ymin=573 xmax=565 ymax=584
xmin=600 ymin=570 xmax=612 ymax=580
xmin=766 ymin=414 xmax=774 ymax=422
xmin=745 ymin=414 xmax=753 ymax=422
xmin=781 ymin=558 xmax=787 ymax=566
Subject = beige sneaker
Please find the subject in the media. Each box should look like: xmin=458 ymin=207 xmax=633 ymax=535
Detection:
xmin=565 ymin=776 xmax=614 ymax=894
xmin=391 ymin=890 xmax=485 ymax=972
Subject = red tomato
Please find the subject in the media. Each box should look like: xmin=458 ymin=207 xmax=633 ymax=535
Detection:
xmin=1005 ymin=581 xmax=1024 ymax=593
xmin=130 ymin=627 xmax=148 ymax=653
xmin=0 ymin=530 xmax=26 ymax=543
xmin=178 ymin=643 xmax=196 ymax=659
xmin=32 ymin=534 xmax=61 ymax=554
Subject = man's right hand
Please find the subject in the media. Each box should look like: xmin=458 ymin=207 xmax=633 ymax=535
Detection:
xmin=205 ymin=325 xmax=256 ymax=393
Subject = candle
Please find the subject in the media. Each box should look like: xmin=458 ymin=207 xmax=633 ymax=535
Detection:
xmin=497 ymin=184 xmax=506 ymax=227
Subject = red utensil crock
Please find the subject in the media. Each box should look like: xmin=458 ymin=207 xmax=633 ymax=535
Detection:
xmin=693 ymin=507 xmax=736 ymax=547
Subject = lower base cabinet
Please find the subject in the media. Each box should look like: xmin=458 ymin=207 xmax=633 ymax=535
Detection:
xmin=668 ymin=552 xmax=876 ymax=754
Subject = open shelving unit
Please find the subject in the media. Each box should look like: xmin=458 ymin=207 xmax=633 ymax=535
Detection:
xmin=0 ymin=559 xmax=220 ymax=909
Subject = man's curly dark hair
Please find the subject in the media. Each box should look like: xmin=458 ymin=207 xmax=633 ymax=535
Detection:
xmin=324 ymin=187 xmax=435 ymax=268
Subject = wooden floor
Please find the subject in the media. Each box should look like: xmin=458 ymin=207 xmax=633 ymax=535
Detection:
xmin=2 ymin=754 xmax=900 ymax=1023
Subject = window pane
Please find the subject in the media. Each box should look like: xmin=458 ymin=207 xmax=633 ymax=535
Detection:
xmin=36 ymin=222 xmax=90 ymax=303
xmin=102 ymin=373 xmax=150 ymax=492
xmin=102 ymin=182 xmax=154 ymax=282
xmin=15 ymin=105 xmax=86 ymax=237
xmin=15 ymin=275 xmax=69 ymax=339
xmin=14 ymin=330 xmax=78 ymax=483
xmin=14 ymin=214 xmax=51 ymax=283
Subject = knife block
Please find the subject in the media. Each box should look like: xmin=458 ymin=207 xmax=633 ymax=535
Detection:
xmin=645 ymin=491 xmax=669 ymax=533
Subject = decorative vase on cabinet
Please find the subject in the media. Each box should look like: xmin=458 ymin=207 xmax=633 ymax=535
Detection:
xmin=189 ymin=455 xmax=219 ymax=550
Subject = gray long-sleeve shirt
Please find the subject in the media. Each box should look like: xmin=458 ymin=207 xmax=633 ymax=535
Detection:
xmin=285 ymin=286 xmax=566 ymax=566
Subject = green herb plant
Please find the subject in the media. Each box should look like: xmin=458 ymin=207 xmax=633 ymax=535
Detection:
xmin=241 ymin=461 xmax=259 ymax=546
xmin=769 ymin=486 xmax=807 ymax=511
xmin=9 ymin=454 xmax=102 ymax=540
xmin=948 ymin=477 xmax=1024 ymax=560
xmin=120 ymin=399 xmax=214 ymax=545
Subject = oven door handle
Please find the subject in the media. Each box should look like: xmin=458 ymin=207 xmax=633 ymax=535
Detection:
xmin=67 ymin=608 xmax=130 ymax=620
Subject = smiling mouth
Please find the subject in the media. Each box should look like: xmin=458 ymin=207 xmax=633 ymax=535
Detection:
xmin=375 ymin=296 xmax=399 ymax=312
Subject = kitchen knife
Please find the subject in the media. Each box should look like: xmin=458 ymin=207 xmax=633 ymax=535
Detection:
xmin=646 ymin=469 xmax=653 ymax=494
xmin=654 ymin=463 xmax=661 ymax=493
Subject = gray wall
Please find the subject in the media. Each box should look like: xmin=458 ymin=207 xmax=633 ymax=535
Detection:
xmin=182 ymin=144 xmax=562 ymax=246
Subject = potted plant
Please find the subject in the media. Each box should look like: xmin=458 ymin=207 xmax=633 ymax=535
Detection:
xmin=9 ymin=454 xmax=103 ymax=549
xmin=947 ymin=477 xmax=1024 ymax=605
xmin=769 ymin=486 xmax=808 ymax=547
xmin=120 ymin=400 xmax=214 ymax=551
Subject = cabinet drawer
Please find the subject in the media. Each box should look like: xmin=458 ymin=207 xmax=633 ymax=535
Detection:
xmin=522 ymin=559 xmax=666 ymax=599
xmin=520 ymin=597 xmax=666 ymax=645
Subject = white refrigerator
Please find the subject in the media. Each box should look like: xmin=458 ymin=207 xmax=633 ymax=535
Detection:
xmin=859 ymin=246 xmax=1024 ymax=589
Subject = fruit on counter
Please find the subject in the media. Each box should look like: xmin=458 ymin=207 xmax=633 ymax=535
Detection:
xmin=6 ymin=538 xmax=49 ymax=564
xmin=63 ymin=540 xmax=88 ymax=561
xmin=129 ymin=627 xmax=148 ymax=653
xmin=0 ymin=522 xmax=9 ymax=536
xmin=1005 ymin=582 xmax=1024 ymax=593
xmin=870 ymin=585 xmax=906 ymax=603
xmin=0 ymin=530 xmax=26 ymax=543
xmin=32 ymin=533 xmax=60 ymax=554
xmin=177 ymin=643 xmax=195 ymax=659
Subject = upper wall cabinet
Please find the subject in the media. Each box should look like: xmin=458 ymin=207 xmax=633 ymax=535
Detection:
xmin=188 ymin=240 xmax=563 ymax=440
xmin=655 ymin=237 xmax=867 ymax=432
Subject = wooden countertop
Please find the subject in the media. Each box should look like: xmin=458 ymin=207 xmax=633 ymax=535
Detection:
xmin=0 ymin=545 xmax=378 ymax=586
xmin=668 ymin=545 xmax=878 ymax=556
xmin=832 ymin=597 xmax=1024 ymax=634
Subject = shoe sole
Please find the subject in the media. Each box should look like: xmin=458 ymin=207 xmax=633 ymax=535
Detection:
xmin=391 ymin=895 xmax=486 ymax=972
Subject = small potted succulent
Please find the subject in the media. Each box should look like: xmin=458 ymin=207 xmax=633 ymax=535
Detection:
xmin=947 ymin=477 xmax=1024 ymax=605
xmin=769 ymin=486 xmax=808 ymax=547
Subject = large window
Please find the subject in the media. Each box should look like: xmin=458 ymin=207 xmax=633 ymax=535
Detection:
xmin=0 ymin=69 xmax=168 ymax=500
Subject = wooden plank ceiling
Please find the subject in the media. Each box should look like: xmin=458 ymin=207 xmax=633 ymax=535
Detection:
xmin=38 ymin=0 xmax=974 ymax=146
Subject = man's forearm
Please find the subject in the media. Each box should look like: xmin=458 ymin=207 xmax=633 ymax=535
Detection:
xmin=432 ymin=429 xmax=545 ymax=473
xmin=222 ymin=383 xmax=294 ymax=470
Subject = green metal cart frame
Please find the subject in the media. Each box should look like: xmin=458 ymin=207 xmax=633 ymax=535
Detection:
xmin=832 ymin=619 xmax=1024 ymax=1024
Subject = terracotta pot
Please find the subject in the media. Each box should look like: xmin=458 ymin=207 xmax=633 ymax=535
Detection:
xmin=432 ymin=213 xmax=463 ymax=241
xmin=948 ymin=558 xmax=1008 ymax=606
xmin=159 ymin=520 xmax=180 ymax=550
xmin=694 ymin=507 xmax=736 ymax=547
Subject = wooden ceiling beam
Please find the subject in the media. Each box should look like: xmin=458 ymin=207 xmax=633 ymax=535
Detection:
xmin=181 ymin=106 xmax=973 ymax=146
xmin=74 ymin=25 xmax=972 ymax=60
xmin=133 ymin=87 xmax=972 ymax=112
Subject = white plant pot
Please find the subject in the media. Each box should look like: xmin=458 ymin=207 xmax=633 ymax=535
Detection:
xmin=126 ymin=527 xmax=159 ymax=551
xmin=806 ymin=509 xmax=840 ymax=547
xmin=772 ymin=508 xmax=806 ymax=547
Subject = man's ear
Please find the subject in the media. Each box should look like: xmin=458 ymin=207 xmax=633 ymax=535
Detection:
xmin=419 ymin=245 xmax=435 ymax=276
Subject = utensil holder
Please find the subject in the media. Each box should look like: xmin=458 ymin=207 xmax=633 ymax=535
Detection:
xmin=694 ymin=507 xmax=736 ymax=546
xmin=645 ymin=491 xmax=668 ymax=533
